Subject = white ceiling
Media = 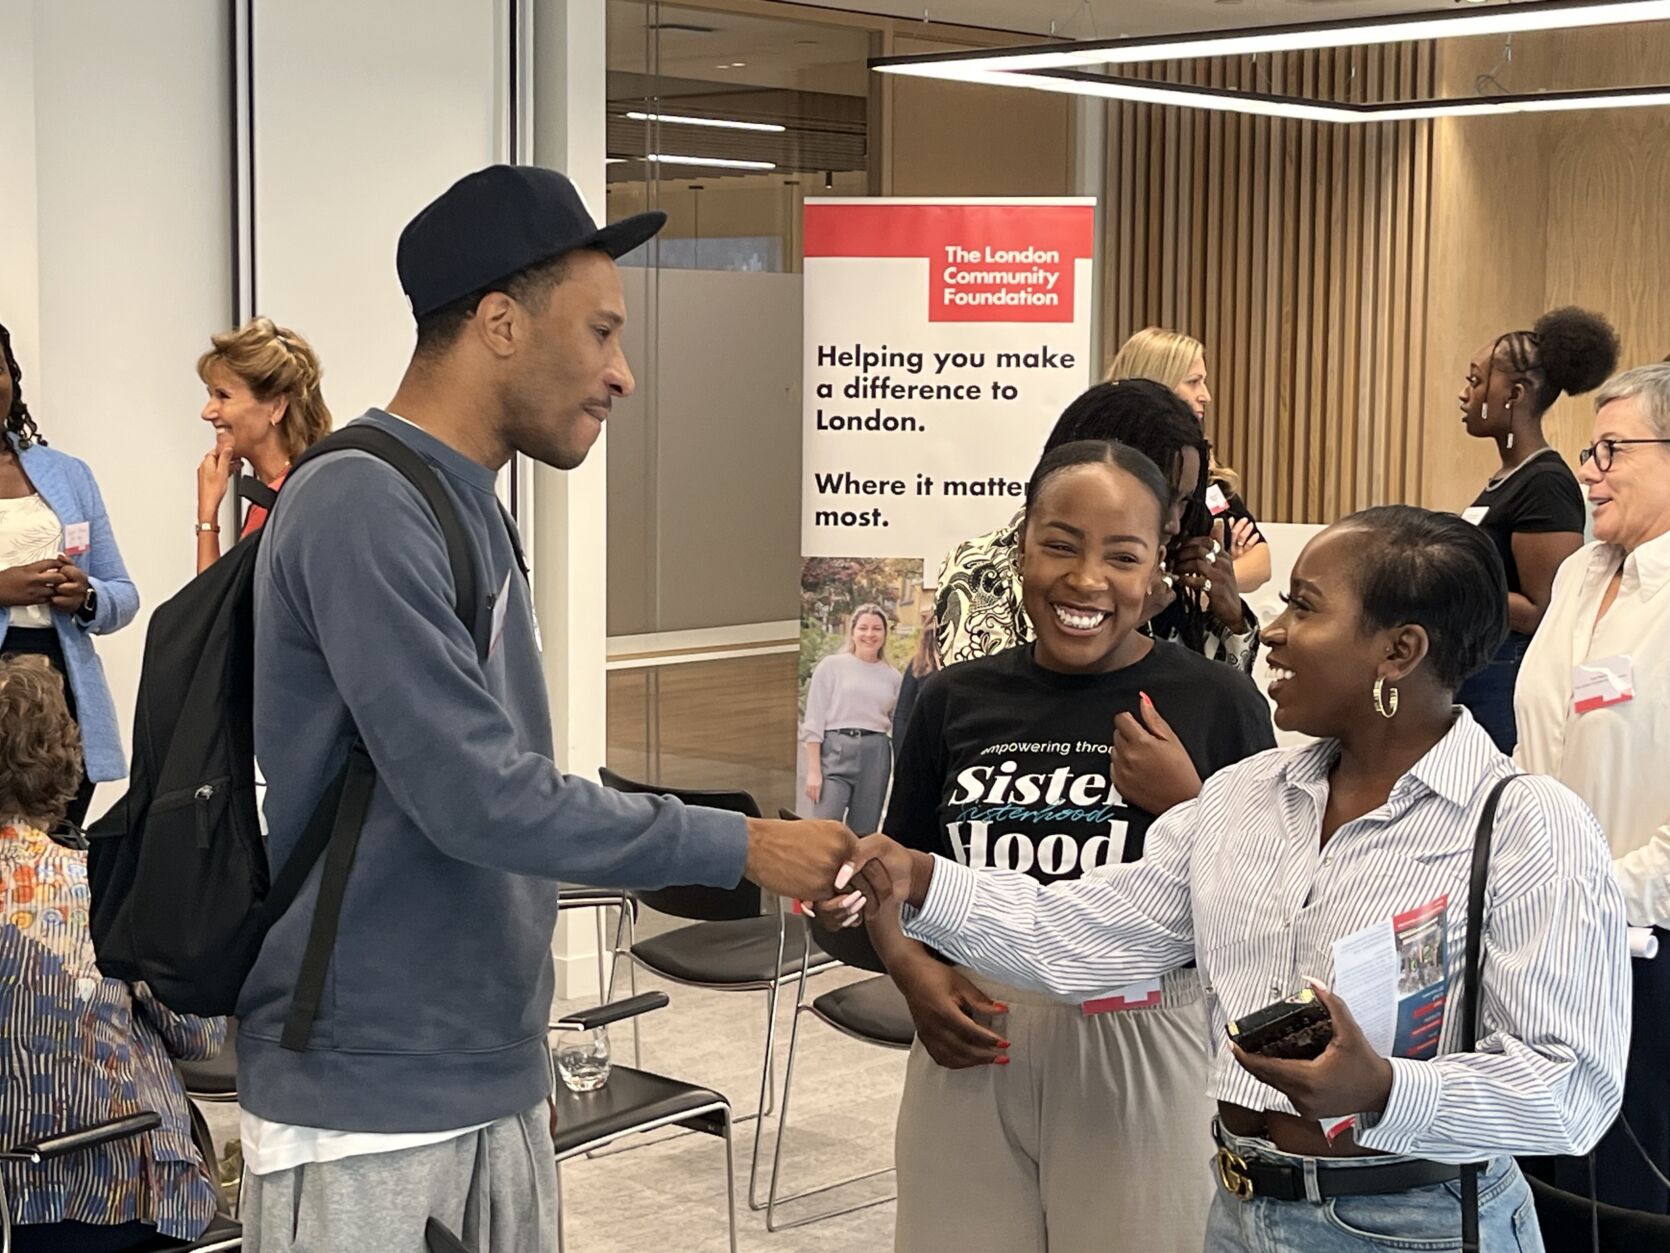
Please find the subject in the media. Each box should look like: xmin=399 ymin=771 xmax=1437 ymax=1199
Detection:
xmin=788 ymin=0 xmax=1468 ymax=39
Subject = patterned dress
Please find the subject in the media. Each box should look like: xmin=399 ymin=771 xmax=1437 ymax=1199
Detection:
xmin=0 ymin=822 xmax=224 ymax=1240
xmin=934 ymin=510 xmax=1260 ymax=670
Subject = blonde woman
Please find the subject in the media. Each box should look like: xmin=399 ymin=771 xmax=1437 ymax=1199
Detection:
xmin=1106 ymin=327 xmax=1271 ymax=592
xmin=802 ymin=603 xmax=902 ymax=836
xmin=194 ymin=317 xmax=332 ymax=572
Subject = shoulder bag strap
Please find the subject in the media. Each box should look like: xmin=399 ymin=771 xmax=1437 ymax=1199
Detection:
xmin=1460 ymin=773 xmax=1520 ymax=1253
xmin=276 ymin=423 xmax=483 ymax=1051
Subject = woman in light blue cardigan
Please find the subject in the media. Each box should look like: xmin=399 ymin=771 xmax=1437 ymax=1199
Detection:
xmin=0 ymin=322 xmax=139 ymax=827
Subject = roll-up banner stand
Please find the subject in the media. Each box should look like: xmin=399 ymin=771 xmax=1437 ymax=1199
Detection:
xmin=797 ymin=198 xmax=1096 ymax=810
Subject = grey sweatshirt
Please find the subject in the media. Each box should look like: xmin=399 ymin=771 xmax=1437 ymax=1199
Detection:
xmin=237 ymin=411 xmax=749 ymax=1131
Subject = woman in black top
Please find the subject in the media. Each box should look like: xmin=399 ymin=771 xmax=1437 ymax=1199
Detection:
xmin=830 ymin=441 xmax=1273 ymax=1252
xmin=1455 ymin=306 xmax=1619 ymax=751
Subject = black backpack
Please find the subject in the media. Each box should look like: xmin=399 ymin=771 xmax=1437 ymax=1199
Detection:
xmin=88 ymin=425 xmax=481 ymax=1051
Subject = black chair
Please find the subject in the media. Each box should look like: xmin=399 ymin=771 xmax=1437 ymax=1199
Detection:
xmin=596 ymin=769 xmax=838 ymax=1208
xmin=0 ymin=1114 xmax=241 ymax=1252
xmin=1529 ymin=1176 xmax=1670 ymax=1251
xmin=550 ymin=993 xmax=735 ymax=1253
xmin=557 ymin=888 xmax=640 ymax=1065
xmin=763 ymin=808 xmax=913 ymax=1230
xmin=175 ymin=1020 xmax=240 ymax=1216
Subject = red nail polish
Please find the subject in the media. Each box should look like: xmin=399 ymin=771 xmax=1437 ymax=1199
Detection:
xmin=1141 ymin=691 xmax=1154 ymax=707
xmin=997 ymin=1040 xmax=1010 ymax=1049
xmin=994 ymin=1003 xmax=1009 ymax=1012
xmin=995 ymin=1056 xmax=1011 ymax=1065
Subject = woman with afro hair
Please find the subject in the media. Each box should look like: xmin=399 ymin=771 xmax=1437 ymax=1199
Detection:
xmin=1455 ymin=305 xmax=1620 ymax=751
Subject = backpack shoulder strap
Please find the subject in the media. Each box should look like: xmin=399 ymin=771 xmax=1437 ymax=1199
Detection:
xmin=289 ymin=424 xmax=482 ymax=648
xmin=1459 ymin=771 xmax=1521 ymax=1253
xmin=273 ymin=423 xmax=487 ymax=1051
xmin=236 ymin=475 xmax=279 ymax=512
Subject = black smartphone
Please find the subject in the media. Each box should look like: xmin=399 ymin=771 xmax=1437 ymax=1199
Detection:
xmin=1226 ymin=989 xmax=1334 ymax=1060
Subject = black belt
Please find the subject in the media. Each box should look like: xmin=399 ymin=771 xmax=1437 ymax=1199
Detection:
xmin=828 ymin=728 xmax=885 ymax=737
xmin=1212 ymin=1128 xmax=1465 ymax=1203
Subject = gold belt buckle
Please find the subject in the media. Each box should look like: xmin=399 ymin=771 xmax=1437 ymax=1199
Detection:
xmin=1215 ymin=1146 xmax=1254 ymax=1200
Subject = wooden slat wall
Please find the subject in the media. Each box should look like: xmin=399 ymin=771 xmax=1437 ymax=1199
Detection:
xmin=1103 ymin=46 xmax=1437 ymax=524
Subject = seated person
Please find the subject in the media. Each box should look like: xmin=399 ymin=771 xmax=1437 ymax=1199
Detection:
xmin=0 ymin=654 xmax=225 ymax=1252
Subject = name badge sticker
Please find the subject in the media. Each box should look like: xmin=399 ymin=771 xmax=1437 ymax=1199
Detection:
xmin=1082 ymin=978 xmax=1163 ymax=1014
xmin=1460 ymin=506 xmax=1488 ymax=526
xmin=63 ymin=522 xmax=91 ymax=555
xmin=1206 ymin=483 xmax=1230 ymax=517
xmin=1573 ymin=655 xmax=1634 ymax=714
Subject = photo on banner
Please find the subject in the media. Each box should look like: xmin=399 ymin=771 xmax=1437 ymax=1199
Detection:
xmin=796 ymin=198 xmax=1096 ymax=816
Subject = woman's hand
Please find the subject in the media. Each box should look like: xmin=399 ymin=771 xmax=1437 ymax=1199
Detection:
xmin=1229 ymin=981 xmax=1394 ymax=1121
xmin=1113 ymin=693 xmax=1203 ymax=814
xmin=803 ymin=892 xmax=867 ymax=930
xmin=0 ymin=558 xmax=63 ymax=608
xmin=844 ymin=832 xmax=933 ymax=914
xmin=804 ymin=765 xmax=823 ymax=806
xmin=1228 ymin=517 xmax=1261 ymax=560
xmin=197 ymin=435 xmax=238 ymax=524
xmin=48 ymin=556 xmax=90 ymax=613
xmin=1174 ymin=521 xmax=1246 ymax=633
xmin=893 ymin=951 xmax=1010 ymax=1069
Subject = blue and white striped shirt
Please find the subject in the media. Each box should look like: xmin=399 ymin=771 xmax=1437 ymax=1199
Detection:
xmin=905 ymin=708 xmax=1629 ymax=1163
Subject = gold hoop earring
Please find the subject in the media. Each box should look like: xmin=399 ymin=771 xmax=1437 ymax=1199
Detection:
xmin=1373 ymin=677 xmax=1399 ymax=719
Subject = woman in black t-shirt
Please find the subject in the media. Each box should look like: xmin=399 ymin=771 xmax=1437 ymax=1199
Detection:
xmin=832 ymin=440 xmax=1273 ymax=1252
xmin=1455 ymin=306 xmax=1619 ymax=751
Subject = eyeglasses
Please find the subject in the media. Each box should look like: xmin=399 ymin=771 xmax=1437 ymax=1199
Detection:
xmin=1578 ymin=439 xmax=1670 ymax=473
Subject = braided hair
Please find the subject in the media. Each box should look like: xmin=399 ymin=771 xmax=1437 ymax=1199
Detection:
xmin=0 ymin=321 xmax=46 ymax=450
xmin=1489 ymin=307 xmax=1620 ymax=418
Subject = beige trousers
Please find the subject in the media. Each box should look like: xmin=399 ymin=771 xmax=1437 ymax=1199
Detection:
xmin=894 ymin=968 xmax=1216 ymax=1253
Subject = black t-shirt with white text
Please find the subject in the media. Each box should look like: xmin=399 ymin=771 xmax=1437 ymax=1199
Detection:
xmin=883 ymin=641 xmax=1275 ymax=885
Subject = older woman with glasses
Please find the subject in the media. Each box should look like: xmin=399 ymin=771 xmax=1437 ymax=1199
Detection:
xmin=1515 ymin=362 xmax=1670 ymax=1214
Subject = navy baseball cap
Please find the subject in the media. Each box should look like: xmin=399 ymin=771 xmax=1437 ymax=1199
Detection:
xmin=397 ymin=164 xmax=667 ymax=320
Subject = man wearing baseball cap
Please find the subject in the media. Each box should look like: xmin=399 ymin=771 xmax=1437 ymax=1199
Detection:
xmin=234 ymin=165 xmax=862 ymax=1251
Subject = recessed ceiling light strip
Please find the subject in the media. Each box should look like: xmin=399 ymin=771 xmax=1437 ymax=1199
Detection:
xmin=624 ymin=111 xmax=787 ymax=132
xmin=872 ymin=0 xmax=1670 ymax=73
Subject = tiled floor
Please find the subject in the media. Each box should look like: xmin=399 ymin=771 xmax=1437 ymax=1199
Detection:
xmin=202 ymin=911 xmax=908 ymax=1251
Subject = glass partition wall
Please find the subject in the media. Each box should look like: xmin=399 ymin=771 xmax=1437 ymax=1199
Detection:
xmin=603 ymin=1 xmax=874 ymax=814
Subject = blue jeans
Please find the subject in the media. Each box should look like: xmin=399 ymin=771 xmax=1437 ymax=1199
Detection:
xmin=1456 ymin=633 xmax=1531 ymax=754
xmin=1204 ymin=1129 xmax=1544 ymax=1252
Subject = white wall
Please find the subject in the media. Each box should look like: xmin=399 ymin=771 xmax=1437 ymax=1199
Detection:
xmin=1 ymin=0 xmax=233 ymax=819
xmin=1248 ymin=522 xmax=1325 ymax=750
xmin=250 ymin=0 xmax=508 ymax=420
xmin=0 ymin=1 xmax=41 ymax=390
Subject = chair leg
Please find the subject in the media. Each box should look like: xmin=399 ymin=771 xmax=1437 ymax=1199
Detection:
xmin=765 ymin=1001 xmax=809 ymax=1231
xmin=754 ymin=948 xmax=811 ymax=1216
xmin=747 ymin=916 xmax=796 ymax=1210
xmin=592 ymin=909 xmax=607 ymax=1000
xmin=608 ymin=905 xmax=642 ymax=1069
xmin=722 ymin=1108 xmax=739 ymax=1253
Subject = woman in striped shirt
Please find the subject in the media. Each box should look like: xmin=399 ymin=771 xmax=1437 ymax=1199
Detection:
xmin=0 ymin=655 xmax=224 ymax=1252
xmin=838 ymin=506 xmax=1629 ymax=1252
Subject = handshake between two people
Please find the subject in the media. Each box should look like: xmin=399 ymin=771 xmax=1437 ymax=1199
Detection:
xmin=742 ymin=821 xmax=929 ymax=918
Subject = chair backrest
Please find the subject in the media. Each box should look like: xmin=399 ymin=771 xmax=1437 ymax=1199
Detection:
xmin=1528 ymin=1176 xmax=1670 ymax=1250
xmin=778 ymin=808 xmax=886 ymax=974
xmin=599 ymin=767 xmax=763 ymax=921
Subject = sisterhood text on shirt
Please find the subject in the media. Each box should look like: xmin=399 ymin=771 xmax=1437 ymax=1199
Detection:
xmin=945 ymin=749 xmax=1131 ymax=879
